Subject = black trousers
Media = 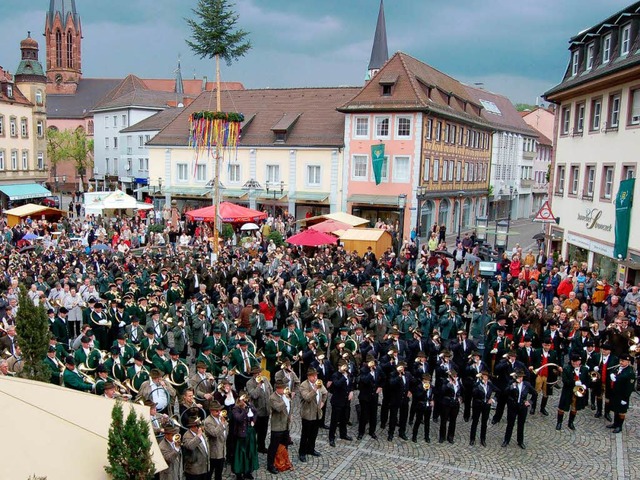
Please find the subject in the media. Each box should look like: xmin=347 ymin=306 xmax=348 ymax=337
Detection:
xmin=470 ymin=401 xmax=491 ymax=442
xmin=185 ymin=473 xmax=208 ymax=480
xmin=380 ymin=390 xmax=391 ymax=426
xmin=439 ymin=402 xmax=460 ymax=441
xmin=267 ymin=430 xmax=287 ymax=469
xmin=211 ymin=458 xmax=225 ymax=480
xmin=329 ymin=403 xmax=349 ymax=441
xmin=255 ymin=415 xmax=269 ymax=451
xmin=493 ymin=390 xmax=508 ymax=422
xmin=412 ymin=405 xmax=432 ymax=439
xmin=358 ymin=398 xmax=378 ymax=436
xmin=299 ymin=418 xmax=320 ymax=455
xmin=504 ymin=402 xmax=528 ymax=444
xmin=388 ymin=398 xmax=409 ymax=437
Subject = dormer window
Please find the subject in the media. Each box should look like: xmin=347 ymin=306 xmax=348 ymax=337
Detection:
xmin=271 ymin=113 xmax=300 ymax=144
xmin=621 ymin=24 xmax=631 ymax=56
xmin=602 ymin=34 xmax=612 ymax=63
xmin=378 ymin=74 xmax=397 ymax=97
xmin=6 ymin=85 xmax=13 ymax=98
xmin=586 ymin=43 xmax=595 ymax=71
xmin=571 ymin=50 xmax=579 ymax=76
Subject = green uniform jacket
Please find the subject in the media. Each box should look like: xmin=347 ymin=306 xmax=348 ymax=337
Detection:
xmin=63 ymin=368 xmax=93 ymax=392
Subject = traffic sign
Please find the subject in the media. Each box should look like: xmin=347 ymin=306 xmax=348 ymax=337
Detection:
xmin=532 ymin=201 xmax=556 ymax=223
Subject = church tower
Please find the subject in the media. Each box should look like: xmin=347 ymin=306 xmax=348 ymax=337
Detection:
xmin=366 ymin=0 xmax=389 ymax=81
xmin=45 ymin=0 xmax=82 ymax=94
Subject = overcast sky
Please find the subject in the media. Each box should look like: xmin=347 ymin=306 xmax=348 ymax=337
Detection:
xmin=0 ymin=0 xmax=632 ymax=103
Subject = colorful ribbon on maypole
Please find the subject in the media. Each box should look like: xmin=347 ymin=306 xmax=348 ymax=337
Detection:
xmin=189 ymin=111 xmax=244 ymax=175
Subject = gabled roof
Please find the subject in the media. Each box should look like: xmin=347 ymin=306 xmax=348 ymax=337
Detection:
xmin=0 ymin=74 xmax=33 ymax=107
xmin=120 ymin=107 xmax=184 ymax=133
xmin=47 ymin=78 xmax=121 ymax=118
xmin=527 ymin=124 xmax=553 ymax=146
xmin=148 ymin=87 xmax=360 ymax=148
xmin=463 ymin=85 xmax=537 ymax=136
xmin=339 ymin=51 xmax=492 ymax=129
xmin=142 ymin=79 xmax=244 ymax=95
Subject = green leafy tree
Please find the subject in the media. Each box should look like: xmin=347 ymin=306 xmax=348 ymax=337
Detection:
xmin=68 ymin=129 xmax=94 ymax=192
xmin=514 ymin=103 xmax=537 ymax=112
xmin=46 ymin=128 xmax=69 ymax=190
xmin=105 ymin=401 xmax=155 ymax=480
xmin=268 ymin=230 xmax=285 ymax=247
xmin=15 ymin=286 xmax=50 ymax=382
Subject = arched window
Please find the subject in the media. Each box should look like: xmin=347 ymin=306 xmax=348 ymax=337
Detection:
xmin=35 ymin=90 xmax=43 ymax=105
xmin=420 ymin=200 xmax=434 ymax=237
xmin=55 ymin=29 xmax=62 ymax=67
xmin=462 ymin=198 xmax=471 ymax=229
xmin=66 ymin=30 xmax=73 ymax=68
xmin=438 ymin=198 xmax=450 ymax=229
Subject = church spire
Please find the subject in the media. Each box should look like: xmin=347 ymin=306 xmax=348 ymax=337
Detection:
xmin=174 ymin=56 xmax=184 ymax=95
xmin=366 ymin=0 xmax=389 ymax=81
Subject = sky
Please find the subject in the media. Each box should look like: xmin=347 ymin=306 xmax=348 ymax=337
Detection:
xmin=0 ymin=0 xmax=633 ymax=104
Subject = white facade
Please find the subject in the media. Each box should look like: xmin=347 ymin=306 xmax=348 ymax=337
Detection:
xmin=549 ymin=78 xmax=639 ymax=283
xmin=92 ymin=107 xmax=162 ymax=190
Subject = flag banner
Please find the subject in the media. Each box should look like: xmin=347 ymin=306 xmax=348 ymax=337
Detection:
xmin=614 ymin=178 xmax=635 ymax=259
xmin=371 ymin=143 xmax=385 ymax=185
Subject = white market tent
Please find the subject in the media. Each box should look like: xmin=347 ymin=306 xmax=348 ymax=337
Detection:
xmin=84 ymin=190 xmax=153 ymax=217
xmin=0 ymin=376 xmax=167 ymax=480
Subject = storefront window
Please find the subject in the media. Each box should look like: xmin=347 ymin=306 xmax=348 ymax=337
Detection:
xmin=352 ymin=207 xmax=399 ymax=229
xmin=420 ymin=200 xmax=434 ymax=236
xmin=592 ymin=253 xmax=617 ymax=284
xmin=567 ymin=244 xmax=588 ymax=266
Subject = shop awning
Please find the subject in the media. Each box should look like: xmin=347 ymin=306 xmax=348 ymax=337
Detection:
xmin=290 ymin=191 xmax=330 ymax=202
xmin=223 ymin=189 xmax=248 ymax=199
xmin=162 ymin=186 xmax=211 ymax=196
xmin=0 ymin=183 xmax=51 ymax=200
xmin=257 ymin=192 xmax=288 ymax=201
xmin=347 ymin=194 xmax=400 ymax=206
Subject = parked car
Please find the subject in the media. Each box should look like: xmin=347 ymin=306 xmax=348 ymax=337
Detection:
xmin=42 ymin=196 xmax=60 ymax=208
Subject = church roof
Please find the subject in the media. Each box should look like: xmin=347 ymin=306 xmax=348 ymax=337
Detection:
xmin=46 ymin=78 xmax=121 ymax=119
xmin=47 ymin=0 xmax=80 ymax=30
xmin=368 ymin=0 xmax=389 ymax=72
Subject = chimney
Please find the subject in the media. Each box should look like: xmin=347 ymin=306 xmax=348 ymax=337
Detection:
xmin=202 ymin=76 xmax=208 ymax=92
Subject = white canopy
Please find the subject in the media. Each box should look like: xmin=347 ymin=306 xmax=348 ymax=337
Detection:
xmin=0 ymin=376 xmax=167 ymax=480
xmin=84 ymin=190 xmax=152 ymax=216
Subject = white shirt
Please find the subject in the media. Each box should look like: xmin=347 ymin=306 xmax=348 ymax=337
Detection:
xmin=281 ymin=394 xmax=291 ymax=414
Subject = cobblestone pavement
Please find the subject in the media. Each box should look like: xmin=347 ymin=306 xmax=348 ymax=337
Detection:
xmin=233 ymin=391 xmax=640 ymax=480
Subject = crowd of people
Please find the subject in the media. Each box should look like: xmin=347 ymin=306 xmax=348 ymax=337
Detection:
xmin=0 ymin=209 xmax=638 ymax=479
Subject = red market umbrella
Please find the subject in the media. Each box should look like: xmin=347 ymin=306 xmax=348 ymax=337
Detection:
xmin=309 ymin=219 xmax=351 ymax=234
xmin=287 ymin=229 xmax=338 ymax=247
xmin=185 ymin=202 xmax=267 ymax=223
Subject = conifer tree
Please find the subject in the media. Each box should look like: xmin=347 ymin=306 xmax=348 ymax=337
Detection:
xmin=15 ymin=286 xmax=50 ymax=381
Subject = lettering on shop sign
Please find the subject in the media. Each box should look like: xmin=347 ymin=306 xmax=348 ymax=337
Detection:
xmin=576 ymin=208 xmax=612 ymax=231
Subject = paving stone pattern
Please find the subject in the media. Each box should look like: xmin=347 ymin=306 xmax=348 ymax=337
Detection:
xmin=233 ymin=392 xmax=639 ymax=479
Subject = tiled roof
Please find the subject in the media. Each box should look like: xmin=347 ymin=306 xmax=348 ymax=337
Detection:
xmin=120 ymin=107 xmax=184 ymax=133
xmin=0 ymin=72 xmax=33 ymax=106
xmin=46 ymin=78 xmax=121 ymax=118
xmin=463 ymin=85 xmax=537 ymax=137
xmin=544 ymin=1 xmax=640 ymax=100
xmin=339 ymin=51 xmax=492 ymax=129
xmin=148 ymin=87 xmax=360 ymax=148
xmin=143 ymin=79 xmax=244 ymax=95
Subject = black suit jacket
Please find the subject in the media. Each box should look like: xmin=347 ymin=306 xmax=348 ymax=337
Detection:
xmin=330 ymin=372 xmax=353 ymax=407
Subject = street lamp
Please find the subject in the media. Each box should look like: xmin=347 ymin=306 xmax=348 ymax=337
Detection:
xmin=416 ymin=185 xmax=428 ymax=240
xmin=475 ymin=215 xmax=489 ymax=243
xmin=495 ymin=219 xmax=510 ymax=253
xmin=54 ymin=174 xmax=66 ymax=206
xmin=242 ymin=178 xmax=263 ymax=210
xmin=397 ymin=193 xmax=407 ymax=255
xmin=265 ymin=181 xmax=285 ymax=215
xmin=456 ymin=190 xmax=464 ymax=243
xmin=506 ymin=188 xmax=517 ymax=251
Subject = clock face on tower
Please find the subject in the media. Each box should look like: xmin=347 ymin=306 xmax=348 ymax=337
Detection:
xmin=55 ymin=73 xmax=63 ymax=84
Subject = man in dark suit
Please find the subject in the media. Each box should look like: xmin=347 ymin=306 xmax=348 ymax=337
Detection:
xmin=470 ymin=370 xmax=498 ymax=446
xmin=502 ymin=369 xmax=537 ymax=449
xmin=608 ymin=353 xmax=635 ymax=433
xmin=328 ymin=361 xmax=353 ymax=447
xmin=357 ymin=356 xmax=384 ymax=440
xmin=439 ymin=369 xmax=463 ymax=443
xmin=387 ymin=361 xmax=413 ymax=441
xmin=492 ymin=351 xmax=526 ymax=424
